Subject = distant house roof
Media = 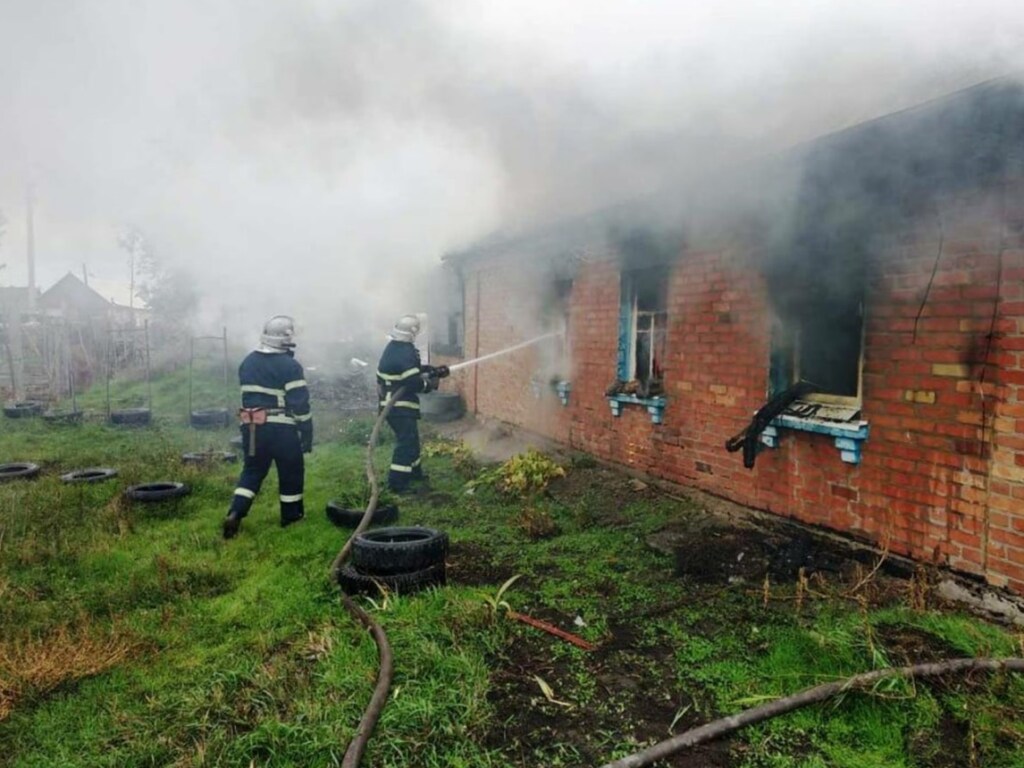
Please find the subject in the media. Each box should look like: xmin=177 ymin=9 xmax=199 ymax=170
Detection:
xmin=39 ymin=273 xmax=114 ymax=316
xmin=87 ymin=277 xmax=144 ymax=309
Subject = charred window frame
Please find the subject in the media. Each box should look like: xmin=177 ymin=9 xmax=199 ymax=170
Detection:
xmin=770 ymin=294 xmax=866 ymax=408
xmin=619 ymin=266 xmax=668 ymax=391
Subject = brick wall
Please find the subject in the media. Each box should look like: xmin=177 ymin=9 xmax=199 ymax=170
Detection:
xmin=458 ymin=183 xmax=1024 ymax=594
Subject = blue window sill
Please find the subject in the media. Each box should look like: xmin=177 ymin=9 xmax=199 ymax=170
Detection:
xmin=607 ymin=394 xmax=667 ymax=424
xmin=760 ymin=414 xmax=869 ymax=464
xmin=530 ymin=379 xmax=572 ymax=407
xmin=555 ymin=381 xmax=572 ymax=406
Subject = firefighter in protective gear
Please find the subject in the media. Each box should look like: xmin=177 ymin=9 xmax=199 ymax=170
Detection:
xmin=376 ymin=315 xmax=449 ymax=493
xmin=223 ymin=315 xmax=313 ymax=539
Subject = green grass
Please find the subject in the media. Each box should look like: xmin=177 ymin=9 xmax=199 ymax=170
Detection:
xmin=1 ymin=375 xmax=1023 ymax=767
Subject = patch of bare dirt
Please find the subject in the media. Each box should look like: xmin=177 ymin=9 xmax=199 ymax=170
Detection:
xmin=446 ymin=540 xmax=516 ymax=587
xmin=546 ymin=465 xmax=663 ymax=526
xmin=483 ymin=628 xmax=734 ymax=767
xmin=875 ymin=624 xmax=961 ymax=666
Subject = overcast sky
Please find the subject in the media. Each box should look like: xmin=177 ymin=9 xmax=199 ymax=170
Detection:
xmin=0 ymin=0 xmax=1021 ymax=343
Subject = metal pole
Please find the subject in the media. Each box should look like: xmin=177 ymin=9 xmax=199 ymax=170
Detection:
xmin=68 ymin=324 xmax=77 ymax=413
xmin=104 ymin=327 xmax=111 ymax=420
xmin=144 ymin=320 xmax=152 ymax=413
xmin=188 ymin=335 xmax=194 ymax=422
xmin=222 ymin=326 xmax=229 ymax=411
xmin=26 ymin=184 xmax=36 ymax=312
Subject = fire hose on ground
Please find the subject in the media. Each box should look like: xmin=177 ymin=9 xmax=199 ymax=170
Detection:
xmin=330 ymin=331 xmax=564 ymax=766
xmin=331 ymin=388 xmax=403 ymax=768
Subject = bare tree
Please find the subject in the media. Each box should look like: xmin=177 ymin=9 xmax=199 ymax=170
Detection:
xmin=0 ymin=207 xmax=7 ymax=277
xmin=117 ymin=225 xmax=147 ymax=312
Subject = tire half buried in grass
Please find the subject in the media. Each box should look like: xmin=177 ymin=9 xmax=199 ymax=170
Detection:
xmin=190 ymin=408 xmax=230 ymax=429
xmin=336 ymin=561 xmax=446 ymax=595
xmin=3 ymin=401 xmax=43 ymax=419
xmin=325 ymin=502 xmax=398 ymax=529
xmin=110 ymin=408 xmax=152 ymax=426
xmin=125 ymin=481 xmax=190 ymax=502
xmin=0 ymin=462 xmax=41 ymax=481
xmin=351 ymin=526 xmax=449 ymax=575
xmin=61 ymin=467 xmax=118 ymax=484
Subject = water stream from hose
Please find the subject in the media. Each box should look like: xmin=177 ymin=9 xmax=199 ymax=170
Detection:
xmin=446 ymin=331 xmax=563 ymax=372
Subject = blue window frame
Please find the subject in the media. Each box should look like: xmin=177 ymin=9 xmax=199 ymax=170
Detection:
xmin=616 ymin=266 xmax=668 ymax=394
xmin=609 ymin=266 xmax=669 ymax=423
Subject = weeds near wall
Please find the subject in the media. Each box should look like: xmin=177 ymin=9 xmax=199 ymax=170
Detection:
xmin=470 ymin=449 xmax=565 ymax=497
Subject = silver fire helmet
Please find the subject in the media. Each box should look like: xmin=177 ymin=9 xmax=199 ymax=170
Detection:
xmin=258 ymin=315 xmax=296 ymax=353
xmin=388 ymin=314 xmax=421 ymax=343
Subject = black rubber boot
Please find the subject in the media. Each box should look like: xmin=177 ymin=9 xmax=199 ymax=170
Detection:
xmin=223 ymin=512 xmax=243 ymax=539
xmin=280 ymin=511 xmax=305 ymax=528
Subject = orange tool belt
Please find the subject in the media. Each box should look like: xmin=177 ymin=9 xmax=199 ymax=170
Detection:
xmin=238 ymin=408 xmax=269 ymax=457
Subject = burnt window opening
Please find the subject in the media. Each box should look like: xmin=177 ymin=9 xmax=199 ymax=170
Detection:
xmin=619 ymin=266 xmax=668 ymax=396
xmin=429 ymin=268 xmax=464 ymax=357
xmin=552 ymin=277 xmax=572 ymax=354
xmin=771 ymin=293 xmax=865 ymax=415
xmin=535 ymin=276 xmax=573 ymax=385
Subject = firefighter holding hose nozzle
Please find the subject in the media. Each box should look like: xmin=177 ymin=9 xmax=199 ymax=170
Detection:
xmin=223 ymin=315 xmax=313 ymax=539
xmin=376 ymin=314 xmax=449 ymax=494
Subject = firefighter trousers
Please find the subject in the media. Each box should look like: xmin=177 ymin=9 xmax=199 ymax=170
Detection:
xmin=228 ymin=423 xmax=305 ymax=522
xmin=386 ymin=414 xmax=423 ymax=492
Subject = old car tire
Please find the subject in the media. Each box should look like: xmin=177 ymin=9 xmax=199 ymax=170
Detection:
xmin=325 ymin=502 xmax=399 ymax=529
xmin=0 ymin=462 xmax=41 ymax=481
xmin=61 ymin=467 xmax=118 ymax=484
xmin=190 ymin=408 xmax=230 ymax=429
xmin=181 ymin=451 xmax=237 ymax=465
xmin=3 ymin=401 xmax=43 ymax=419
xmin=336 ymin=561 xmax=446 ymax=595
xmin=125 ymin=481 xmax=190 ymax=502
xmin=419 ymin=392 xmax=465 ymax=423
xmin=351 ymin=526 xmax=449 ymax=575
xmin=110 ymin=408 xmax=151 ymax=426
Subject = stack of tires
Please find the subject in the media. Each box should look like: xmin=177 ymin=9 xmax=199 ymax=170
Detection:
xmin=338 ymin=526 xmax=448 ymax=596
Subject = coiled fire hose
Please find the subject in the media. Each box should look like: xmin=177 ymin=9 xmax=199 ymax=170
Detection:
xmin=331 ymin=389 xmax=403 ymax=768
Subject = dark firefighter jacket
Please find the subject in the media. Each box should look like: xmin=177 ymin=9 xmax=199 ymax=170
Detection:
xmin=238 ymin=350 xmax=313 ymax=449
xmin=376 ymin=340 xmax=429 ymax=417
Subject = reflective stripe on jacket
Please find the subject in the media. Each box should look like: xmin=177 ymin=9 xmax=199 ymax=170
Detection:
xmin=376 ymin=340 xmax=428 ymax=416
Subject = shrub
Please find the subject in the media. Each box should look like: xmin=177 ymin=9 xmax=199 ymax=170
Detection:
xmin=472 ymin=449 xmax=566 ymax=497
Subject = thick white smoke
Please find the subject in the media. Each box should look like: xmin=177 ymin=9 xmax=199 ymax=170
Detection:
xmin=0 ymin=0 xmax=1021 ymax=353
